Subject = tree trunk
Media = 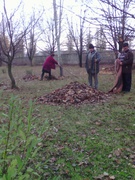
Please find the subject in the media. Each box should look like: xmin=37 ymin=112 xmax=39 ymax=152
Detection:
xmin=53 ymin=0 xmax=63 ymax=77
xmin=118 ymin=40 xmax=123 ymax=53
xmin=29 ymin=58 xmax=33 ymax=66
xmin=79 ymin=53 xmax=82 ymax=67
xmin=79 ymin=28 xmax=83 ymax=67
xmin=59 ymin=66 xmax=63 ymax=76
xmin=7 ymin=63 xmax=18 ymax=89
xmin=57 ymin=45 xmax=63 ymax=76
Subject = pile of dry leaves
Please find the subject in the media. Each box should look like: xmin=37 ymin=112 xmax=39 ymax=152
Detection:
xmin=23 ymin=74 xmax=39 ymax=81
xmin=23 ymin=74 xmax=59 ymax=81
xmin=37 ymin=81 xmax=110 ymax=106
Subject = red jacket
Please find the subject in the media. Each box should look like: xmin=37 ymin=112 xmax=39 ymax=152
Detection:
xmin=43 ymin=55 xmax=58 ymax=71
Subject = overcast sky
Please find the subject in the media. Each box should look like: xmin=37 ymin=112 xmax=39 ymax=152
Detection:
xmin=0 ymin=0 xmax=100 ymax=50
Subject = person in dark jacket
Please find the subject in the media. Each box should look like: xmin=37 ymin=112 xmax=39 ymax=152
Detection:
xmin=40 ymin=52 xmax=60 ymax=80
xmin=85 ymin=44 xmax=101 ymax=89
xmin=118 ymin=42 xmax=134 ymax=92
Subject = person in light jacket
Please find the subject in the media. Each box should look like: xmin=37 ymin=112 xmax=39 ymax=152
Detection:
xmin=85 ymin=44 xmax=101 ymax=89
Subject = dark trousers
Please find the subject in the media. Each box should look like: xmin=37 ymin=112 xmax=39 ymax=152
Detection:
xmin=122 ymin=73 xmax=132 ymax=92
xmin=88 ymin=72 xmax=98 ymax=89
xmin=41 ymin=69 xmax=51 ymax=80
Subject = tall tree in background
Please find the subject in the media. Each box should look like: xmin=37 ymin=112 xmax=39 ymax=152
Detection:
xmin=25 ymin=29 xmax=36 ymax=66
xmin=67 ymin=6 xmax=87 ymax=67
xmin=84 ymin=0 xmax=135 ymax=57
xmin=84 ymin=28 xmax=93 ymax=50
xmin=66 ymin=33 xmax=74 ymax=52
xmin=38 ymin=16 xmax=56 ymax=54
xmin=0 ymin=0 xmax=28 ymax=89
xmin=0 ymin=34 xmax=9 ymax=66
xmin=95 ymin=26 xmax=106 ymax=51
xmin=95 ymin=0 xmax=135 ymax=55
xmin=0 ymin=0 xmax=42 ymax=88
xmin=53 ymin=0 xmax=64 ymax=76
xmin=24 ymin=11 xmax=43 ymax=66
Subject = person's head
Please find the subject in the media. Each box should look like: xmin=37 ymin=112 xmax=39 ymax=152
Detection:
xmin=50 ymin=51 xmax=55 ymax=56
xmin=89 ymin=44 xmax=94 ymax=52
xmin=122 ymin=42 xmax=129 ymax=51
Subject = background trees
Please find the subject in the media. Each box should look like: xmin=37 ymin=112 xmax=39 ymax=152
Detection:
xmin=53 ymin=0 xmax=64 ymax=76
xmin=66 ymin=1 xmax=88 ymax=67
xmin=24 ymin=10 xmax=44 ymax=66
xmin=0 ymin=0 xmax=27 ymax=89
xmin=0 ymin=0 xmax=43 ymax=88
xmin=85 ymin=0 xmax=135 ymax=56
xmin=0 ymin=0 xmax=135 ymax=88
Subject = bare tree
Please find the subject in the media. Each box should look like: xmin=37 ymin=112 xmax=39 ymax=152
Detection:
xmin=38 ymin=16 xmax=56 ymax=54
xmin=25 ymin=28 xmax=36 ymax=66
xmin=67 ymin=7 xmax=87 ymax=67
xmin=53 ymin=0 xmax=64 ymax=76
xmin=0 ymin=0 xmax=44 ymax=88
xmin=95 ymin=26 xmax=107 ymax=51
xmin=0 ymin=0 xmax=28 ymax=89
xmin=84 ymin=28 xmax=94 ymax=50
xmin=66 ymin=33 xmax=74 ymax=52
xmin=85 ymin=0 xmax=135 ymax=57
xmin=24 ymin=10 xmax=43 ymax=66
xmin=101 ymin=0 xmax=135 ymax=52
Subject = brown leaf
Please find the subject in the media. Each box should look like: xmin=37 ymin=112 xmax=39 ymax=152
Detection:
xmin=109 ymin=175 xmax=115 ymax=180
xmin=113 ymin=148 xmax=122 ymax=157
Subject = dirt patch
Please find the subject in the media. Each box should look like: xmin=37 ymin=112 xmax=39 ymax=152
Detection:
xmin=37 ymin=81 xmax=110 ymax=106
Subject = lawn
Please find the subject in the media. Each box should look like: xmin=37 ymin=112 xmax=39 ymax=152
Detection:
xmin=0 ymin=64 xmax=135 ymax=180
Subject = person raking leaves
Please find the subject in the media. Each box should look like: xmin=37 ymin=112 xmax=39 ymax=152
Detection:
xmin=40 ymin=51 xmax=61 ymax=80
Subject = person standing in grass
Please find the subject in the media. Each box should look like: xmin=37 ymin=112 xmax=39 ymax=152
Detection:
xmin=118 ymin=42 xmax=134 ymax=92
xmin=40 ymin=51 xmax=60 ymax=80
xmin=85 ymin=44 xmax=101 ymax=89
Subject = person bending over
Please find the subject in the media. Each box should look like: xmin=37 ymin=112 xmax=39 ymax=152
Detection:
xmin=40 ymin=51 xmax=60 ymax=80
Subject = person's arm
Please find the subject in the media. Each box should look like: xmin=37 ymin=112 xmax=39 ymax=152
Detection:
xmin=85 ymin=54 xmax=89 ymax=71
xmin=58 ymin=63 xmax=61 ymax=67
xmin=51 ymin=57 xmax=58 ymax=64
xmin=95 ymin=52 xmax=101 ymax=63
xmin=52 ymin=58 xmax=62 ymax=67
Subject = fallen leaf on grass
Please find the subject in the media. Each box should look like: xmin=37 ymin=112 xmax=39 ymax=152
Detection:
xmin=95 ymin=121 xmax=102 ymax=126
xmin=49 ymin=157 xmax=57 ymax=163
xmin=109 ymin=176 xmax=115 ymax=180
xmin=91 ymin=129 xmax=97 ymax=134
xmin=94 ymin=173 xmax=115 ymax=180
xmin=94 ymin=174 xmax=104 ymax=179
xmin=114 ymin=127 xmax=123 ymax=131
xmin=38 ymin=143 xmax=43 ymax=146
xmin=103 ymin=172 xmax=109 ymax=176
xmin=72 ymin=163 xmax=76 ymax=167
xmin=113 ymin=148 xmax=122 ymax=157
xmin=108 ymin=154 xmax=113 ymax=158
xmin=130 ymin=154 xmax=135 ymax=159
xmin=23 ymin=74 xmax=39 ymax=81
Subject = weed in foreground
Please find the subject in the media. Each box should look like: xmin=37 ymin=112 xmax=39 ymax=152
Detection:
xmin=0 ymin=96 xmax=42 ymax=180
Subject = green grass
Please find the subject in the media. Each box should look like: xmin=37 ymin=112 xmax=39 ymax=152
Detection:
xmin=0 ymin=65 xmax=135 ymax=180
